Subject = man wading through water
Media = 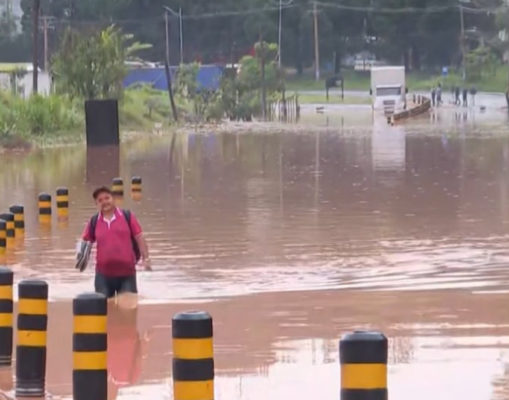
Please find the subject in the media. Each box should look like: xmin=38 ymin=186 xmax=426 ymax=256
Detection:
xmin=79 ymin=186 xmax=150 ymax=305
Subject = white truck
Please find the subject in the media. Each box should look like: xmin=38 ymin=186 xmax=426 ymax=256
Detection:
xmin=371 ymin=66 xmax=406 ymax=115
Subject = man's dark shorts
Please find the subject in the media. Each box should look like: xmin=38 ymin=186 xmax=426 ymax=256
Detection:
xmin=95 ymin=272 xmax=138 ymax=298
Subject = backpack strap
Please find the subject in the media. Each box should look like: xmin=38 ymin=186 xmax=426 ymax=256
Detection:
xmin=91 ymin=210 xmax=134 ymax=239
xmin=89 ymin=213 xmax=99 ymax=242
xmin=121 ymin=209 xmax=133 ymax=236
xmin=122 ymin=209 xmax=141 ymax=262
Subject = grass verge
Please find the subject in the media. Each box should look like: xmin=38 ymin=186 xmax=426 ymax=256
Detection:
xmin=0 ymin=86 xmax=175 ymax=149
xmin=287 ymin=68 xmax=509 ymax=93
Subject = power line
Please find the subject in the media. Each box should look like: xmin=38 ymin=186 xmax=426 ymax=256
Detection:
xmin=5 ymin=1 xmax=502 ymax=26
xmin=179 ymin=4 xmax=297 ymax=20
xmin=316 ymin=1 xmax=504 ymax=14
xmin=8 ymin=3 xmax=297 ymax=25
xmin=317 ymin=1 xmax=451 ymax=13
xmin=7 ymin=14 xmax=162 ymax=23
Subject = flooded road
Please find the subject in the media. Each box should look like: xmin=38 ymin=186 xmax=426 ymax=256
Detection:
xmin=1 ymin=106 xmax=509 ymax=398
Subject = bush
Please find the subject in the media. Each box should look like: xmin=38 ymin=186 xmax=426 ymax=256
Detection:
xmin=217 ymin=42 xmax=285 ymax=121
xmin=0 ymin=92 xmax=83 ymax=139
xmin=175 ymin=62 xmax=226 ymax=122
xmin=119 ymin=87 xmax=171 ymax=129
xmin=24 ymin=95 xmax=82 ymax=136
xmin=52 ymin=26 xmax=151 ymax=100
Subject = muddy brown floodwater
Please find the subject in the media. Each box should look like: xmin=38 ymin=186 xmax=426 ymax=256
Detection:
xmin=2 ymin=106 xmax=509 ymax=399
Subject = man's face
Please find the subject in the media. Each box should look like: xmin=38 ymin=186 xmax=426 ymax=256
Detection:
xmin=95 ymin=192 xmax=115 ymax=213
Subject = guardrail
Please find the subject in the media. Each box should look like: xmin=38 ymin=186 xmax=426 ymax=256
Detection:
xmin=391 ymin=95 xmax=431 ymax=124
xmin=268 ymin=95 xmax=300 ymax=123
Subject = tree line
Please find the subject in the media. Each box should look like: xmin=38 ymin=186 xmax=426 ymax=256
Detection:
xmin=0 ymin=0 xmax=507 ymax=74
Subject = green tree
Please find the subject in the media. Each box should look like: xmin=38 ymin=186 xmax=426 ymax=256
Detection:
xmin=370 ymin=0 xmax=459 ymax=70
xmin=0 ymin=3 xmax=17 ymax=38
xmin=13 ymin=0 xmax=507 ymax=73
xmin=255 ymin=41 xmax=280 ymax=118
xmin=174 ymin=62 xmax=225 ymax=122
xmin=0 ymin=1 xmax=29 ymax=62
xmin=220 ymin=41 xmax=284 ymax=121
xmin=52 ymin=26 xmax=151 ymax=99
xmin=465 ymin=45 xmax=498 ymax=80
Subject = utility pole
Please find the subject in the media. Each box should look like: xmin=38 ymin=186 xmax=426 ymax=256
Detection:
xmin=261 ymin=40 xmax=267 ymax=121
xmin=69 ymin=0 xmax=75 ymax=30
xmin=163 ymin=9 xmax=178 ymax=122
xmin=42 ymin=16 xmax=48 ymax=71
xmin=40 ymin=16 xmax=54 ymax=71
xmin=313 ymin=1 xmax=320 ymax=81
xmin=32 ymin=0 xmax=40 ymax=94
xmin=4 ymin=0 xmax=13 ymax=38
xmin=179 ymin=8 xmax=184 ymax=64
xmin=278 ymin=0 xmax=282 ymax=68
xmin=459 ymin=4 xmax=466 ymax=81
xmin=165 ymin=10 xmax=170 ymax=66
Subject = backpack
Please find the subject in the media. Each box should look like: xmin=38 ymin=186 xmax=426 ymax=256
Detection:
xmin=89 ymin=209 xmax=141 ymax=263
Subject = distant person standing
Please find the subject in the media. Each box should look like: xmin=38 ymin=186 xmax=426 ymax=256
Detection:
xmin=506 ymin=85 xmax=509 ymax=109
xmin=462 ymin=88 xmax=468 ymax=107
xmin=431 ymin=87 xmax=436 ymax=107
xmin=455 ymin=86 xmax=461 ymax=105
xmin=470 ymin=87 xmax=477 ymax=107
xmin=436 ymin=83 xmax=442 ymax=106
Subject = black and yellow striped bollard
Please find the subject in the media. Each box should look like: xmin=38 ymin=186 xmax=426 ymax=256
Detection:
xmin=131 ymin=176 xmax=142 ymax=201
xmin=131 ymin=177 xmax=142 ymax=193
xmin=112 ymin=178 xmax=124 ymax=197
xmin=172 ymin=311 xmax=214 ymax=400
xmin=0 ymin=213 xmax=15 ymax=249
xmin=38 ymin=193 xmax=52 ymax=224
xmin=340 ymin=331 xmax=388 ymax=400
xmin=16 ymin=280 xmax=48 ymax=398
xmin=0 ymin=268 xmax=13 ymax=366
xmin=73 ymin=293 xmax=107 ymax=400
xmin=9 ymin=205 xmax=24 ymax=236
xmin=0 ymin=220 xmax=6 ymax=256
xmin=56 ymin=187 xmax=69 ymax=219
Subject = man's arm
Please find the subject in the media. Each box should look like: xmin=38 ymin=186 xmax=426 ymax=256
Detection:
xmin=129 ymin=212 xmax=150 ymax=270
xmin=82 ymin=221 xmax=93 ymax=243
xmin=135 ymin=233 xmax=151 ymax=270
xmin=76 ymin=221 xmax=94 ymax=272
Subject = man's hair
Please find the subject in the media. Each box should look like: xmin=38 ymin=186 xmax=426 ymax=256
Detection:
xmin=93 ymin=186 xmax=112 ymax=200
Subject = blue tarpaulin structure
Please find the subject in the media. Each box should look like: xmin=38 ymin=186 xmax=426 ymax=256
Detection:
xmin=123 ymin=65 xmax=224 ymax=91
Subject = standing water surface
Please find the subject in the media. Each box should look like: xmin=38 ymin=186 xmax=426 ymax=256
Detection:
xmin=1 ymin=107 xmax=509 ymax=399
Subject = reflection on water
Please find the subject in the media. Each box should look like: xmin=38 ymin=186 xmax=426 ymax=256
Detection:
xmin=2 ymin=110 xmax=509 ymax=398
xmin=0 ymin=368 xmax=12 ymax=395
xmin=13 ymin=289 xmax=509 ymax=400
xmin=107 ymin=306 xmax=147 ymax=400
xmin=87 ymin=146 xmax=120 ymax=184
